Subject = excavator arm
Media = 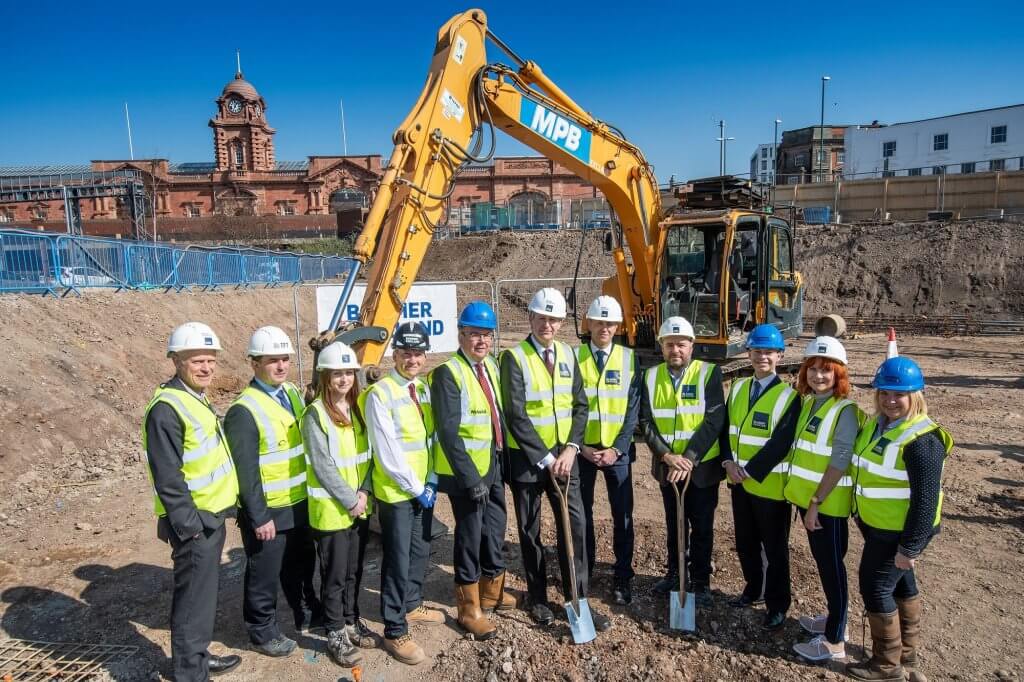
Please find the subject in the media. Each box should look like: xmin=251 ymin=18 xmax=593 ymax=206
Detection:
xmin=320 ymin=8 xmax=661 ymax=369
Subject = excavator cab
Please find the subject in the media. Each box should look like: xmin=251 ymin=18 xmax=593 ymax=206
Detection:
xmin=657 ymin=209 xmax=802 ymax=361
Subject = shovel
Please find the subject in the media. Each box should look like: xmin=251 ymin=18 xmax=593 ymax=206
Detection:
xmin=551 ymin=470 xmax=596 ymax=644
xmin=669 ymin=476 xmax=696 ymax=632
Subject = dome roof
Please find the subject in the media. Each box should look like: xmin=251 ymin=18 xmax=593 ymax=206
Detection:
xmin=222 ymin=72 xmax=259 ymax=100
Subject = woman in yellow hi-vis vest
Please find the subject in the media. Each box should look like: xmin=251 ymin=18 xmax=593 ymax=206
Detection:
xmin=723 ymin=324 xmax=800 ymax=632
xmin=301 ymin=342 xmax=377 ymax=668
xmin=847 ymin=357 xmax=952 ymax=682
xmin=783 ymin=337 xmax=861 ymax=662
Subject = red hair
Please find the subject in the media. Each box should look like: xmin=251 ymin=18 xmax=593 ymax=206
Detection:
xmin=796 ymin=357 xmax=850 ymax=398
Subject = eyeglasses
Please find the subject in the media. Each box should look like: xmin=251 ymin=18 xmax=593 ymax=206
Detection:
xmin=462 ymin=330 xmax=494 ymax=340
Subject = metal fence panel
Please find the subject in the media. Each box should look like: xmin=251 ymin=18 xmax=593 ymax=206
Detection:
xmin=127 ymin=243 xmax=176 ymax=289
xmin=55 ymin=235 xmax=128 ymax=289
xmin=299 ymin=255 xmax=323 ymax=281
xmin=323 ymin=257 xmax=352 ymax=279
xmin=277 ymin=254 xmax=301 ymax=283
xmin=0 ymin=230 xmax=59 ymax=294
xmin=244 ymin=254 xmax=278 ymax=285
xmin=210 ymin=252 xmax=244 ymax=286
xmin=174 ymin=249 xmax=211 ymax=288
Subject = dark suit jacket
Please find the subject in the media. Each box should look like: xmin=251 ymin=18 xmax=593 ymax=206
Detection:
xmin=721 ymin=375 xmax=800 ymax=484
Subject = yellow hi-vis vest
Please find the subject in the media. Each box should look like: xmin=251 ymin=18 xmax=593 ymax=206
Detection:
xmin=431 ymin=353 xmax=501 ymax=479
xmin=359 ymin=374 xmax=434 ymax=504
xmin=645 ymin=360 xmax=721 ymax=462
xmin=230 ymin=382 xmax=307 ymax=508
xmin=783 ymin=395 xmax=860 ymax=517
xmin=852 ymin=414 xmax=953 ymax=532
xmin=576 ymin=344 xmax=633 ymax=447
xmin=503 ymin=339 xmax=575 ymax=450
xmin=304 ymin=400 xmax=373 ymax=531
xmin=142 ymin=385 xmax=238 ymax=517
xmin=727 ymin=377 xmax=798 ymax=501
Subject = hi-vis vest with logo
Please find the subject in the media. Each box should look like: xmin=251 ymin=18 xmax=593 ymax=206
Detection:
xmin=783 ymin=395 xmax=861 ymax=517
xmin=727 ymin=377 xmax=798 ymax=500
xmin=576 ymin=344 xmax=633 ymax=447
xmin=359 ymin=374 xmax=434 ymax=504
xmin=503 ymin=339 xmax=575 ymax=450
xmin=431 ymin=353 xmax=501 ymax=479
xmin=852 ymin=414 xmax=953 ymax=532
xmin=304 ymin=400 xmax=373 ymax=531
xmin=230 ymin=382 xmax=307 ymax=509
xmin=645 ymin=360 xmax=720 ymax=462
xmin=142 ymin=386 xmax=238 ymax=517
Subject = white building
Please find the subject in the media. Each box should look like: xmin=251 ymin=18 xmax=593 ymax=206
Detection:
xmin=749 ymin=143 xmax=777 ymax=184
xmin=845 ymin=104 xmax=1024 ymax=178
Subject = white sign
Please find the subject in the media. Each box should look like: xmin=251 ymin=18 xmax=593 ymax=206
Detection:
xmin=315 ymin=283 xmax=459 ymax=355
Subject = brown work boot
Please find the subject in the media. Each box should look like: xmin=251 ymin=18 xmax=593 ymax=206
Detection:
xmin=406 ymin=604 xmax=445 ymax=625
xmin=479 ymin=571 xmax=518 ymax=612
xmin=846 ymin=611 xmax=904 ymax=681
xmin=456 ymin=582 xmax=497 ymax=640
xmin=897 ymin=596 xmax=922 ymax=667
xmin=383 ymin=634 xmax=425 ymax=665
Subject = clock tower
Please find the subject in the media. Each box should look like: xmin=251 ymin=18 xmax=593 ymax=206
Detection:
xmin=210 ymin=70 xmax=276 ymax=172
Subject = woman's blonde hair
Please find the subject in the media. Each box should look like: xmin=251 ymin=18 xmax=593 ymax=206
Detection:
xmin=873 ymin=389 xmax=927 ymax=419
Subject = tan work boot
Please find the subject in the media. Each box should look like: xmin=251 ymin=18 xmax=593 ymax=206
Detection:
xmin=897 ymin=596 xmax=921 ymax=667
xmin=480 ymin=571 xmax=518 ymax=612
xmin=846 ymin=611 xmax=904 ymax=682
xmin=456 ymin=583 xmax=497 ymax=640
xmin=406 ymin=604 xmax=445 ymax=625
xmin=383 ymin=634 xmax=425 ymax=666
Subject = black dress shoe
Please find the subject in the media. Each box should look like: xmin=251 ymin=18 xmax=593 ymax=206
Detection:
xmin=529 ymin=601 xmax=554 ymax=625
xmin=652 ymin=573 xmax=679 ymax=596
xmin=612 ymin=580 xmax=632 ymax=605
xmin=762 ymin=611 xmax=786 ymax=631
xmin=208 ymin=654 xmax=241 ymax=676
xmin=250 ymin=635 xmax=296 ymax=658
xmin=590 ymin=608 xmax=613 ymax=632
xmin=297 ymin=610 xmax=325 ymax=634
xmin=729 ymin=593 xmax=765 ymax=608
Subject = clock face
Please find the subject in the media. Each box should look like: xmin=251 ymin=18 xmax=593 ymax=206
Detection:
xmin=253 ymin=104 xmax=262 ymax=117
xmin=227 ymin=98 xmax=243 ymax=114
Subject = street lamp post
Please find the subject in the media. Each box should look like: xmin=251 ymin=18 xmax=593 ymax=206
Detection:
xmin=819 ymin=76 xmax=830 ymax=182
xmin=773 ymin=118 xmax=782 ymax=201
xmin=716 ymin=119 xmax=735 ymax=177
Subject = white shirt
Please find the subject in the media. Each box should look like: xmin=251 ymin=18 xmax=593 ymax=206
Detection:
xmin=750 ymin=373 xmax=776 ymax=401
xmin=364 ymin=369 xmax=437 ymax=498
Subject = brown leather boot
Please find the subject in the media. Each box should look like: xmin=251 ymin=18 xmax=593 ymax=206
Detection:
xmin=383 ymin=634 xmax=425 ymax=666
xmin=480 ymin=571 xmax=518 ymax=612
xmin=846 ymin=611 xmax=904 ymax=681
xmin=456 ymin=583 xmax=497 ymax=640
xmin=897 ymin=596 xmax=921 ymax=667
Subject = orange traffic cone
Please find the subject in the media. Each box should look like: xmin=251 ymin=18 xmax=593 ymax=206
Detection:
xmin=886 ymin=327 xmax=898 ymax=359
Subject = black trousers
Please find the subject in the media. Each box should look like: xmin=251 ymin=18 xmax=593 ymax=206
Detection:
xmin=510 ymin=472 xmax=588 ymax=603
xmin=449 ymin=476 xmax=507 ymax=585
xmin=168 ymin=524 xmax=225 ymax=682
xmin=314 ymin=520 xmax=369 ymax=631
xmin=857 ymin=519 xmax=919 ymax=614
xmin=578 ymin=454 xmax=635 ymax=582
xmin=799 ymin=507 xmax=849 ymax=644
xmin=731 ymin=484 xmax=792 ymax=614
xmin=661 ymin=481 xmax=719 ymax=587
xmin=238 ymin=517 xmax=320 ymax=644
xmin=378 ymin=498 xmax=434 ymax=638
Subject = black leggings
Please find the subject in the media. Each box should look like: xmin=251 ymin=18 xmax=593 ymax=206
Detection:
xmin=798 ymin=508 xmax=849 ymax=644
xmin=857 ymin=519 xmax=919 ymax=614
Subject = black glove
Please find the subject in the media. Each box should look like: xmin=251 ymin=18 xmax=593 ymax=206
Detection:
xmin=467 ymin=481 xmax=488 ymax=503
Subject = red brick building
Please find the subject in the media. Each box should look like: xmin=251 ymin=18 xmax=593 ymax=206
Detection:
xmin=0 ymin=71 xmax=600 ymax=236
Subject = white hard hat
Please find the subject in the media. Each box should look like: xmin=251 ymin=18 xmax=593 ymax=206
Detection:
xmin=657 ymin=316 xmax=695 ymax=341
xmin=804 ymin=336 xmax=848 ymax=365
xmin=586 ymin=295 xmax=623 ymax=323
xmin=167 ymin=322 xmax=222 ymax=356
xmin=527 ymin=287 xmax=567 ymax=319
xmin=247 ymin=326 xmax=295 ymax=357
xmin=317 ymin=342 xmax=360 ymax=370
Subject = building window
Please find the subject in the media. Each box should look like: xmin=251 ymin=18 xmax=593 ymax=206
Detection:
xmin=961 ymin=162 xmax=975 ymax=174
xmin=231 ymin=141 xmax=245 ymax=168
xmin=184 ymin=203 xmax=202 ymax=218
xmin=882 ymin=171 xmax=895 ymax=177
xmin=990 ymin=159 xmax=1005 ymax=171
xmin=908 ymin=168 xmax=922 ymax=176
xmin=932 ymin=165 xmax=946 ymax=175
xmin=276 ymin=201 xmax=297 ymax=216
xmin=991 ymin=125 xmax=1007 ymax=144
xmin=837 ymin=151 xmax=845 ymax=164
xmin=882 ymin=141 xmax=896 ymax=157
xmin=761 ymin=148 xmax=768 ymax=159
xmin=32 ymin=206 xmax=48 ymax=220
xmin=0 ymin=209 xmax=12 ymax=223
xmin=933 ymin=134 xmax=948 ymax=151
xmin=761 ymin=160 xmax=768 ymax=171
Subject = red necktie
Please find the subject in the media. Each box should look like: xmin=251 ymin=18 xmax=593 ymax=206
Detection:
xmin=476 ymin=362 xmax=504 ymax=450
xmin=543 ymin=348 xmax=555 ymax=376
xmin=408 ymin=382 xmax=423 ymax=418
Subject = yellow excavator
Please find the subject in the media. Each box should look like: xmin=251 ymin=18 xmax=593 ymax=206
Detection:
xmin=314 ymin=8 xmax=803 ymax=372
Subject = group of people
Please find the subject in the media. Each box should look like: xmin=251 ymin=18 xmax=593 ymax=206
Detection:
xmin=143 ymin=287 xmax=951 ymax=682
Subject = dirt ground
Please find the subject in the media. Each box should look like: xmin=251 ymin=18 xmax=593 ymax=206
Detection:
xmin=0 ymin=284 xmax=1022 ymax=682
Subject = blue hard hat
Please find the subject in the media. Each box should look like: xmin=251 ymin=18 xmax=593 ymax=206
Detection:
xmin=458 ymin=301 xmax=497 ymax=330
xmin=872 ymin=356 xmax=925 ymax=392
xmin=745 ymin=324 xmax=785 ymax=351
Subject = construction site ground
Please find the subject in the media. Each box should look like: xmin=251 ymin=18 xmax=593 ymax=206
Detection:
xmin=1 ymin=221 xmax=1022 ymax=681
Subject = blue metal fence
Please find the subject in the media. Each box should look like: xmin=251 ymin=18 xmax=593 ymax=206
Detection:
xmin=0 ymin=229 xmax=356 ymax=295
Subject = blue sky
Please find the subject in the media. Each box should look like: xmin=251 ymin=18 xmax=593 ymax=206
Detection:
xmin=3 ymin=1 xmax=1022 ymax=180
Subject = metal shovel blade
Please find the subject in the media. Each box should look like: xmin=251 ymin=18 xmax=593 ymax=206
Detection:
xmin=564 ymin=598 xmax=597 ymax=644
xmin=669 ymin=590 xmax=696 ymax=632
